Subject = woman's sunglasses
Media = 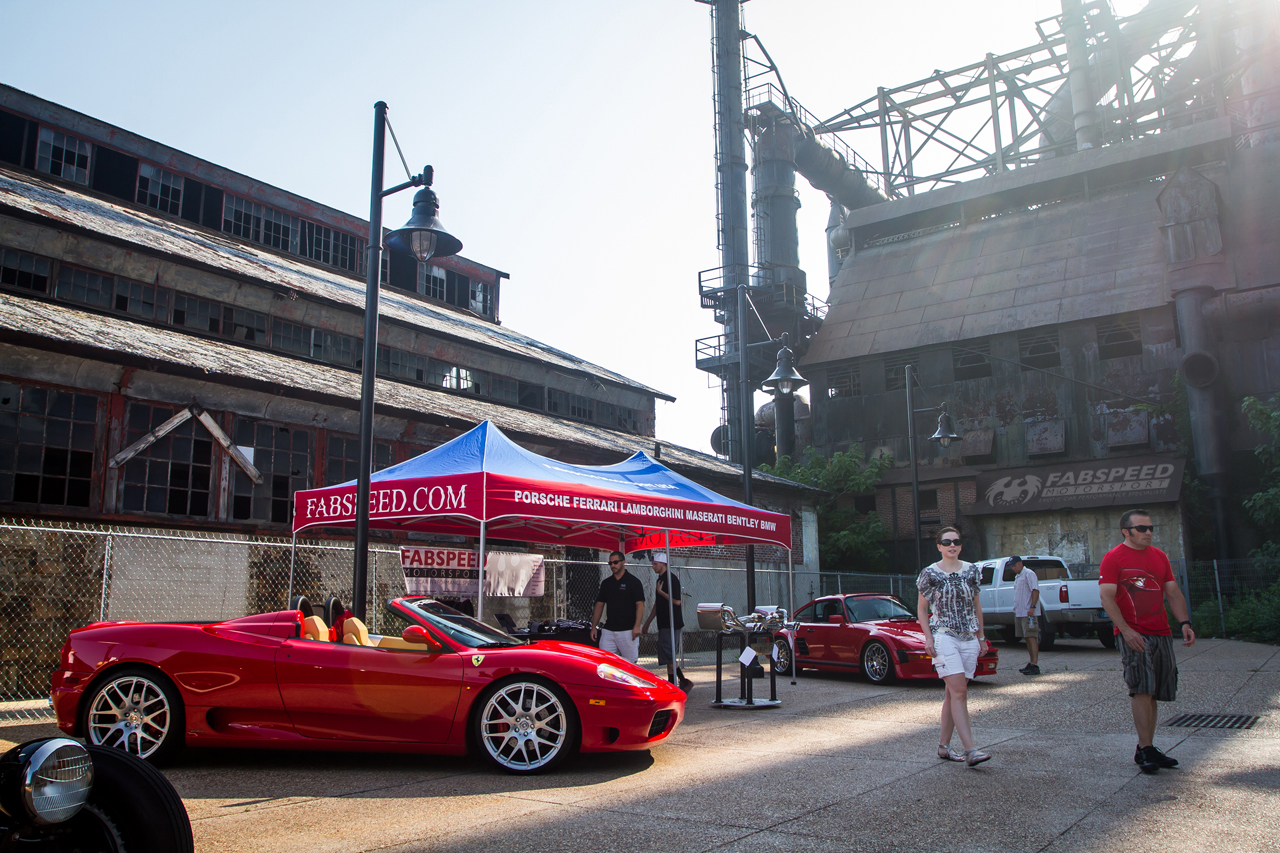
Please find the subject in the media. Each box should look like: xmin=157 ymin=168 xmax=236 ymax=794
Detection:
xmin=939 ymin=538 xmax=962 ymax=547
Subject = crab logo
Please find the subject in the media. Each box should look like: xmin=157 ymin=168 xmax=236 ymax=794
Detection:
xmin=985 ymin=475 xmax=1043 ymax=506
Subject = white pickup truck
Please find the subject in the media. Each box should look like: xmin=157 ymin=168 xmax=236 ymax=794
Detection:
xmin=976 ymin=556 xmax=1114 ymax=649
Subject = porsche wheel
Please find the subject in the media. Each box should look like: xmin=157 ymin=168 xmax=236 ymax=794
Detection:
xmin=476 ymin=679 xmax=578 ymax=775
xmin=861 ymin=641 xmax=896 ymax=685
xmin=773 ymin=638 xmax=793 ymax=676
xmin=83 ymin=668 xmax=184 ymax=764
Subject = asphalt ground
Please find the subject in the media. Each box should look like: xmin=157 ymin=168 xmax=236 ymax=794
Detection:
xmin=3 ymin=636 xmax=1278 ymax=852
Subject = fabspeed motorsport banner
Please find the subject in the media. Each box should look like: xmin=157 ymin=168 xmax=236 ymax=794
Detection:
xmin=401 ymin=546 xmax=544 ymax=597
xmin=968 ymin=456 xmax=1185 ymax=515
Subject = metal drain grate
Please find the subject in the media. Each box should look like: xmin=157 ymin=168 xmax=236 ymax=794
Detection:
xmin=1165 ymin=713 xmax=1258 ymax=730
xmin=0 ymin=707 xmax=55 ymax=723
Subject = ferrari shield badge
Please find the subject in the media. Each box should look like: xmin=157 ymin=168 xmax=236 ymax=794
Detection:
xmin=471 ymin=654 xmax=485 ymax=666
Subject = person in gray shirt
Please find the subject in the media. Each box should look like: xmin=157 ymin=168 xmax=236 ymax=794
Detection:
xmin=1010 ymin=556 xmax=1041 ymax=675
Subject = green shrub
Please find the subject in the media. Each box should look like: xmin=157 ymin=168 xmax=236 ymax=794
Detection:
xmin=1196 ymin=578 xmax=1280 ymax=644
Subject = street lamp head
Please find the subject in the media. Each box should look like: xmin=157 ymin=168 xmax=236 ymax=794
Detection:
xmin=385 ymin=186 xmax=463 ymax=262
xmin=763 ymin=340 xmax=808 ymax=396
xmin=929 ymin=404 xmax=959 ymax=447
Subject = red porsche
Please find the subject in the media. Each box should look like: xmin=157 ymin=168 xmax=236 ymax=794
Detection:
xmin=51 ymin=597 xmax=685 ymax=774
xmin=773 ymin=593 xmax=999 ymax=684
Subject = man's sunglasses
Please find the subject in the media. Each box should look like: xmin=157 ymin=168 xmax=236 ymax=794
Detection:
xmin=939 ymin=539 xmax=962 ymax=547
xmin=608 ymin=559 xmax=623 ymax=565
xmin=1123 ymin=525 xmax=1154 ymax=533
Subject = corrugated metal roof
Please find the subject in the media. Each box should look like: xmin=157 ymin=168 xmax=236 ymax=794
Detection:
xmin=0 ymin=293 xmax=813 ymax=492
xmin=0 ymin=167 xmax=673 ymax=401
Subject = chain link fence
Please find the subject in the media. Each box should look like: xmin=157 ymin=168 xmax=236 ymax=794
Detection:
xmin=0 ymin=517 xmax=927 ymax=701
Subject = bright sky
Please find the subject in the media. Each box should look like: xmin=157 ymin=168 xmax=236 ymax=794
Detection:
xmin=1 ymin=0 xmax=1083 ymax=454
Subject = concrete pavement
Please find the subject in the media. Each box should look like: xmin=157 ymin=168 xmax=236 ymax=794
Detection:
xmin=3 ymin=636 xmax=1277 ymax=852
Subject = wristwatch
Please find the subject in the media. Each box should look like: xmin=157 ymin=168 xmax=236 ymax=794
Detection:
xmin=1179 ymin=620 xmax=1193 ymax=629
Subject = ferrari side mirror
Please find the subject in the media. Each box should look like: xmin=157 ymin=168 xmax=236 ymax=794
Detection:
xmin=402 ymin=625 xmax=439 ymax=649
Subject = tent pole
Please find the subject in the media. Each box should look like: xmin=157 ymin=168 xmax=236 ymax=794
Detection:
xmin=477 ymin=521 xmax=486 ymax=621
xmin=664 ymin=529 xmax=677 ymax=686
xmin=788 ymin=546 xmax=796 ymax=686
xmin=288 ymin=531 xmax=297 ymax=607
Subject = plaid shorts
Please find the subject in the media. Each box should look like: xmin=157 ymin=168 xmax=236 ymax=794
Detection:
xmin=1119 ymin=633 xmax=1178 ymax=701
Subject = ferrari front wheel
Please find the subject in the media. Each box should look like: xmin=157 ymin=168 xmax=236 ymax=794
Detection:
xmin=475 ymin=678 xmax=578 ymax=775
xmin=83 ymin=668 xmax=184 ymax=764
xmin=861 ymin=641 xmax=896 ymax=685
xmin=772 ymin=638 xmax=793 ymax=676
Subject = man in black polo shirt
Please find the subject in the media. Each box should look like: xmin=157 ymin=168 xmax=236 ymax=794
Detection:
xmin=589 ymin=551 xmax=645 ymax=663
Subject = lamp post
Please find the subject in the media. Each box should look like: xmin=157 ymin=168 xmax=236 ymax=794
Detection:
xmin=762 ymin=332 xmax=808 ymax=462
xmin=352 ymin=101 xmax=462 ymax=621
xmin=904 ymin=364 xmax=959 ymax=568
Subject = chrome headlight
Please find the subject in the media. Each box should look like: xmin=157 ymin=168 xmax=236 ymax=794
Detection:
xmin=0 ymin=738 xmax=93 ymax=825
xmin=596 ymin=663 xmax=655 ymax=688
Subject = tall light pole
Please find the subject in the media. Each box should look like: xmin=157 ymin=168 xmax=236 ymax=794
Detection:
xmin=352 ymin=101 xmax=462 ymax=621
xmin=904 ymin=364 xmax=958 ymax=568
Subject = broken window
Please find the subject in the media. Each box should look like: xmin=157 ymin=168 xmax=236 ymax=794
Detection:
xmin=173 ymin=294 xmax=222 ymax=333
xmin=427 ymin=360 xmax=458 ymax=389
xmin=419 ymin=264 xmax=446 ymax=300
xmin=36 ymin=128 xmax=90 ymax=185
xmin=884 ymin=354 xmax=918 ymax=392
xmin=455 ymin=367 xmax=478 ymax=393
xmin=222 ymin=306 xmax=266 ymax=344
xmin=546 ymin=389 xmax=568 ymax=415
xmin=1 ymin=248 xmax=52 ymax=294
xmin=445 ymin=270 xmax=470 ymax=308
xmin=1019 ymin=330 xmax=1061 ymax=371
xmin=136 ymin=163 xmax=183 ymax=216
xmin=470 ymin=279 xmax=492 ymax=316
xmin=112 ymin=278 xmax=170 ymax=322
xmin=0 ymin=385 xmax=97 ymax=508
xmin=0 ymin=109 xmax=29 ymax=166
xmin=1097 ymin=316 xmax=1143 ymax=360
xmin=828 ymin=365 xmax=860 ymax=398
xmin=300 ymin=221 xmax=361 ymax=273
xmin=325 ymin=435 xmax=393 ymax=485
xmin=953 ymin=341 xmax=993 ymax=381
xmin=260 ymin=206 xmax=301 ymax=254
xmin=91 ymin=146 xmax=140 ymax=202
xmin=918 ymin=488 xmax=939 ymax=517
xmin=231 ymin=420 xmax=311 ymax=524
xmin=119 ymin=402 xmax=213 ymax=517
xmin=518 ymin=382 xmax=545 ymax=410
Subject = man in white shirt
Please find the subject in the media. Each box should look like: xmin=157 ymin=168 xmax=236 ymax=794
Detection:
xmin=1010 ymin=556 xmax=1041 ymax=675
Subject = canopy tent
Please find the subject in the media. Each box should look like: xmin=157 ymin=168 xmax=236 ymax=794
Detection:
xmin=292 ymin=421 xmax=790 ymax=551
xmin=290 ymin=421 xmax=792 ymax=623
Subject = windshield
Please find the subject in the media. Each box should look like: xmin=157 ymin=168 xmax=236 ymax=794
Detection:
xmin=400 ymin=599 xmax=526 ymax=648
xmin=845 ymin=596 xmax=915 ymax=622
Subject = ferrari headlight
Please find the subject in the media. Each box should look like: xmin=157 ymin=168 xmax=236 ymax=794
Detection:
xmin=596 ymin=663 xmax=655 ymax=688
xmin=0 ymin=738 xmax=93 ymax=825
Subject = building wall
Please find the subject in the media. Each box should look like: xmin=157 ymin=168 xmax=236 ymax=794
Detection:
xmin=971 ymin=504 xmax=1186 ymax=568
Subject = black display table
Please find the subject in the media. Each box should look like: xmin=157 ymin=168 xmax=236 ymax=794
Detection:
xmin=711 ymin=629 xmax=781 ymax=709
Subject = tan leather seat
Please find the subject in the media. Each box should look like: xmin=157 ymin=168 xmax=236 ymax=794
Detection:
xmin=302 ymin=615 xmax=329 ymax=642
xmin=342 ymin=617 xmax=373 ymax=647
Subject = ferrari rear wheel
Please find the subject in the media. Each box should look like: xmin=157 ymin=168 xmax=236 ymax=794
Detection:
xmin=476 ymin=678 xmax=578 ymax=775
xmin=861 ymin=641 xmax=896 ymax=685
xmin=84 ymin=668 xmax=183 ymax=764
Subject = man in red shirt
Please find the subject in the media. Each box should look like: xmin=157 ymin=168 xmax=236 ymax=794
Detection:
xmin=1099 ymin=508 xmax=1196 ymax=774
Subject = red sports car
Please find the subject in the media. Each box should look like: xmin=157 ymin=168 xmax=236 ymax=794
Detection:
xmin=773 ymin=593 xmax=998 ymax=683
xmin=51 ymin=597 xmax=685 ymax=774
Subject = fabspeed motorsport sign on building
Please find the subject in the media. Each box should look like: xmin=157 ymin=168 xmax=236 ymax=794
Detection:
xmin=401 ymin=546 xmax=545 ymax=597
xmin=968 ymin=456 xmax=1185 ymax=515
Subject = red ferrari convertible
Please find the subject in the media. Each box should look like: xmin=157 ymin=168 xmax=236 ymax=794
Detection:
xmin=51 ymin=597 xmax=685 ymax=774
xmin=773 ymin=593 xmax=998 ymax=684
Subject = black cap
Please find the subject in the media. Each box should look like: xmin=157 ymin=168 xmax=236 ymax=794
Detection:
xmin=1008 ymin=555 xmax=1023 ymax=564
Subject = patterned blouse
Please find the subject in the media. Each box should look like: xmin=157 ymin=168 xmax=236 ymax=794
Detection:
xmin=916 ymin=562 xmax=982 ymax=635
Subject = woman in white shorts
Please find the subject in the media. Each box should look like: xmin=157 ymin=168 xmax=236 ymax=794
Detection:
xmin=917 ymin=526 xmax=991 ymax=768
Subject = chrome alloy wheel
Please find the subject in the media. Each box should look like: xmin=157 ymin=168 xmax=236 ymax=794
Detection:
xmin=87 ymin=675 xmax=171 ymax=759
xmin=862 ymin=642 xmax=892 ymax=683
xmin=479 ymin=682 xmax=569 ymax=772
